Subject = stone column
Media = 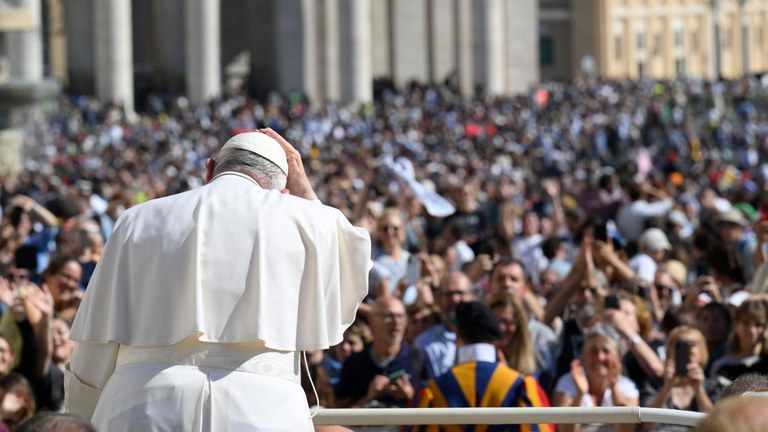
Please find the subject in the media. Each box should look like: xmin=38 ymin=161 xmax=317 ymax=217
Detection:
xmin=740 ymin=0 xmax=749 ymax=75
xmin=185 ymin=0 xmax=221 ymax=106
xmin=47 ymin=0 xmax=68 ymax=85
xmin=371 ymin=0 xmax=391 ymax=78
xmin=391 ymin=0 xmax=429 ymax=86
xmin=322 ymin=0 xmax=341 ymax=102
xmin=711 ymin=0 xmax=723 ymax=78
xmin=340 ymin=0 xmax=372 ymax=104
xmin=95 ymin=0 xmax=134 ymax=113
xmin=429 ymin=0 xmax=456 ymax=84
xmin=455 ymin=0 xmax=473 ymax=96
xmin=301 ymin=0 xmax=325 ymax=103
xmin=6 ymin=0 xmax=43 ymax=82
xmin=482 ymin=0 xmax=505 ymax=95
xmin=503 ymin=0 xmax=538 ymax=94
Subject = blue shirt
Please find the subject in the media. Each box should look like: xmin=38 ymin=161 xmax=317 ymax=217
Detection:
xmin=414 ymin=324 xmax=457 ymax=380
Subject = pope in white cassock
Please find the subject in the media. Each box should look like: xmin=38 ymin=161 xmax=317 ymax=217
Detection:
xmin=64 ymin=129 xmax=371 ymax=431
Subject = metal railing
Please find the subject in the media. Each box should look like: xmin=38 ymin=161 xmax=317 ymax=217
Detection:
xmin=313 ymin=407 xmax=706 ymax=428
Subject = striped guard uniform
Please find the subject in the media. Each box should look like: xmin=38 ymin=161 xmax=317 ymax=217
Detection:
xmin=409 ymin=360 xmax=555 ymax=432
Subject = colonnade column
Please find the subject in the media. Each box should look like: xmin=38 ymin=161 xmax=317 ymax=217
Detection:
xmin=504 ymin=0 xmax=538 ymax=94
xmin=301 ymin=0 xmax=324 ymax=103
xmin=390 ymin=0 xmax=429 ymax=87
xmin=455 ymin=0 xmax=473 ymax=96
xmin=482 ymin=0 xmax=505 ymax=95
xmin=6 ymin=0 xmax=43 ymax=82
xmin=321 ymin=0 xmax=341 ymax=102
xmin=95 ymin=0 xmax=134 ymax=113
xmin=340 ymin=0 xmax=372 ymax=104
xmin=429 ymin=0 xmax=456 ymax=84
xmin=711 ymin=0 xmax=723 ymax=78
xmin=740 ymin=0 xmax=750 ymax=75
xmin=185 ymin=0 xmax=221 ymax=106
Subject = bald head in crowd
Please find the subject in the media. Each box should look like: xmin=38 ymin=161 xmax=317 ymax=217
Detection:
xmin=695 ymin=395 xmax=768 ymax=432
xmin=437 ymin=272 xmax=476 ymax=328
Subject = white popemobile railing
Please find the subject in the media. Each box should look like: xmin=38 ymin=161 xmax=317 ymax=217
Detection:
xmin=313 ymin=407 xmax=706 ymax=428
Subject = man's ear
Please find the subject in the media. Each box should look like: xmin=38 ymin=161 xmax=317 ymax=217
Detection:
xmin=204 ymin=159 xmax=215 ymax=184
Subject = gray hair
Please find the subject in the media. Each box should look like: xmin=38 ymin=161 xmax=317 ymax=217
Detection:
xmin=584 ymin=323 xmax=625 ymax=358
xmin=214 ymin=148 xmax=287 ymax=190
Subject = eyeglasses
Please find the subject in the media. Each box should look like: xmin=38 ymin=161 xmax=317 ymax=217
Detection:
xmin=58 ymin=273 xmax=80 ymax=283
xmin=437 ymin=290 xmax=472 ymax=298
xmin=655 ymin=284 xmax=674 ymax=293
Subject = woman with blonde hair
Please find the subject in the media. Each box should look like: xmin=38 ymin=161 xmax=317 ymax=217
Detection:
xmin=643 ymin=326 xmax=715 ymax=430
xmin=486 ymin=291 xmax=552 ymax=385
xmin=370 ymin=208 xmax=411 ymax=299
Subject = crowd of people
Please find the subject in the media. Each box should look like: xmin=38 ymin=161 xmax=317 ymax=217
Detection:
xmin=0 ymin=75 xmax=768 ymax=430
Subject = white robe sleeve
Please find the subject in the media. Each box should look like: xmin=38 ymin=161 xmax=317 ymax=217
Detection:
xmin=64 ymin=341 xmax=119 ymax=421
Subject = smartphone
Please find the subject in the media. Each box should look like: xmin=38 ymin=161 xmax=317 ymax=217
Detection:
xmin=405 ymin=254 xmax=421 ymax=286
xmin=388 ymin=369 xmax=407 ymax=383
xmin=603 ymin=294 xmax=620 ymax=310
xmin=674 ymin=340 xmax=691 ymax=376
xmin=14 ymin=246 xmax=37 ymax=271
xmin=593 ymin=221 xmax=608 ymax=242
xmin=694 ymin=261 xmax=709 ymax=277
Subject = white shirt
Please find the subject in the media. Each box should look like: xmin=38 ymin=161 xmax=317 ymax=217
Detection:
xmin=628 ymin=253 xmax=657 ymax=283
xmin=555 ymin=373 xmax=639 ymax=432
xmin=615 ymin=199 xmax=673 ymax=242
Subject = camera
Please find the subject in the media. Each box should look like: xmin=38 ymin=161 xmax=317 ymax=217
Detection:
xmin=593 ymin=221 xmax=608 ymax=242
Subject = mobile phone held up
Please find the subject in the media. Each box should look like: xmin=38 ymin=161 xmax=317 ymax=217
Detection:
xmin=388 ymin=369 xmax=407 ymax=383
xmin=593 ymin=221 xmax=608 ymax=243
xmin=603 ymin=294 xmax=620 ymax=310
xmin=674 ymin=340 xmax=691 ymax=376
xmin=405 ymin=254 xmax=421 ymax=286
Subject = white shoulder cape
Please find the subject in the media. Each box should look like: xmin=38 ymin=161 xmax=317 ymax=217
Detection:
xmin=70 ymin=172 xmax=371 ymax=351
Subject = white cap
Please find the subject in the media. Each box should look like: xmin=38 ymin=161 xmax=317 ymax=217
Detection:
xmin=638 ymin=228 xmax=672 ymax=252
xmin=221 ymin=132 xmax=288 ymax=175
xmin=727 ymin=290 xmax=751 ymax=308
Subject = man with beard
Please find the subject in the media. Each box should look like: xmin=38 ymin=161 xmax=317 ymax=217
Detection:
xmin=335 ymin=296 xmax=425 ymax=409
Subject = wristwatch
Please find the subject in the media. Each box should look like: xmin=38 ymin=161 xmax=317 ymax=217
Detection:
xmin=628 ymin=333 xmax=643 ymax=347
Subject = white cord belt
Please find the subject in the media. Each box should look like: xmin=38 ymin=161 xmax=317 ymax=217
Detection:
xmin=115 ymin=337 xmax=301 ymax=383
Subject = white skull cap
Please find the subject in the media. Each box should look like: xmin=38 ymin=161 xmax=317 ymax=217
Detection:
xmin=221 ymin=132 xmax=288 ymax=175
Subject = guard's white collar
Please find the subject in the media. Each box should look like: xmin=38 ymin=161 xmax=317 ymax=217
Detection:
xmin=457 ymin=343 xmax=497 ymax=364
